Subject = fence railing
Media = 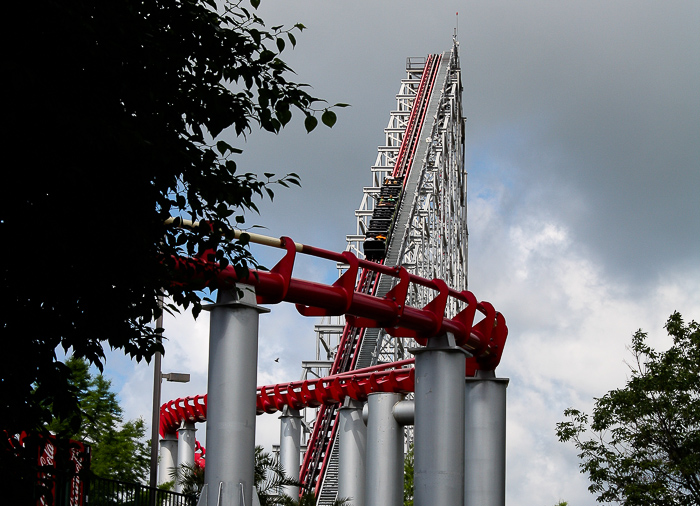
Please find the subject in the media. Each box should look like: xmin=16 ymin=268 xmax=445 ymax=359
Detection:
xmin=85 ymin=476 xmax=196 ymax=506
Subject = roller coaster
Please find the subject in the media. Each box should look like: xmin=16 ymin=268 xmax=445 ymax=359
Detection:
xmin=158 ymin=41 xmax=508 ymax=506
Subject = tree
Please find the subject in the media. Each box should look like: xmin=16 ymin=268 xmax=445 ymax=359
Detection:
xmin=556 ymin=312 xmax=700 ymax=505
xmin=48 ymin=357 xmax=150 ymax=483
xmin=3 ymin=0 xmax=343 ymax=481
xmin=403 ymin=444 xmax=414 ymax=506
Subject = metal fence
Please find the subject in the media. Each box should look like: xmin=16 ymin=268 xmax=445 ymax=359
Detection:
xmin=85 ymin=476 xmax=196 ymax=506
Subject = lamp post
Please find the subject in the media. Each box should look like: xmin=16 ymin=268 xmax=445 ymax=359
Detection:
xmin=149 ymin=338 xmax=190 ymax=499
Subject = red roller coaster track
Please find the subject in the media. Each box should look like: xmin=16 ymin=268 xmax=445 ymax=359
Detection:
xmin=159 ymin=233 xmax=508 ymax=471
xmin=160 ymin=50 xmax=503 ymax=499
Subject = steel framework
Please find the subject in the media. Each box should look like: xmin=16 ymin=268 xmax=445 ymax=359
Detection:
xmin=304 ymin=41 xmax=468 ymax=504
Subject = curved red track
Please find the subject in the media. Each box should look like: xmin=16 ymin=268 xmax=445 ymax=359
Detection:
xmin=160 ymin=236 xmax=508 ymax=436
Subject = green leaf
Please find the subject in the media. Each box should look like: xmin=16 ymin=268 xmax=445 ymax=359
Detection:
xmin=304 ymin=115 xmax=318 ymax=133
xmin=287 ymin=32 xmax=297 ymax=47
xmin=333 ymin=102 xmax=351 ymax=108
xmin=216 ymin=140 xmax=233 ymax=155
xmin=276 ymin=37 xmax=285 ymax=53
xmin=321 ymin=110 xmax=337 ymax=128
xmin=250 ymin=0 xmax=260 ymax=9
xmin=258 ymin=50 xmax=275 ymax=64
xmin=277 ymin=108 xmax=292 ymax=126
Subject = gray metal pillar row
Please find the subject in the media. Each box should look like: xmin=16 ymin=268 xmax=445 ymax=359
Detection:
xmin=464 ymin=370 xmax=509 ymax=506
xmin=159 ymin=432 xmax=178 ymax=486
xmin=203 ymin=287 xmax=269 ymax=506
xmin=365 ymin=392 xmax=404 ymax=506
xmin=413 ymin=333 xmax=467 ymax=506
xmin=279 ymin=407 xmax=302 ymax=500
xmin=176 ymin=422 xmax=197 ymax=493
xmin=338 ymin=399 xmax=367 ymax=506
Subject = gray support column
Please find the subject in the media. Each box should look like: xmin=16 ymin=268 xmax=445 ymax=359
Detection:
xmin=338 ymin=399 xmax=367 ymax=506
xmin=365 ymin=392 xmax=403 ymax=506
xmin=203 ymin=287 xmax=270 ymax=506
xmin=412 ymin=334 xmax=467 ymax=506
xmin=176 ymin=422 xmax=197 ymax=493
xmin=464 ymin=370 xmax=509 ymax=506
xmin=279 ymin=407 xmax=302 ymax=500
xmin=159 ymin=432 xmax=178 ymax=485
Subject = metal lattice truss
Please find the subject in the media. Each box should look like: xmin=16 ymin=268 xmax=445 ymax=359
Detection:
xmin=395 ymin=50 xmax=467 ymax=313
xmin=299 ymin=44 xmax=466 ymax=504
xmin=344 ymin=58 xmax=425 ymax=261
xmin=343 ymin=46 xmax=467 ymax=367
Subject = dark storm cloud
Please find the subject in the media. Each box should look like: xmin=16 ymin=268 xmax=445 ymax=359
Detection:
xmin=229 ymin=0 xmax=698 ymax=287
xmin=462 ymin=0 xmax=700 ymax=284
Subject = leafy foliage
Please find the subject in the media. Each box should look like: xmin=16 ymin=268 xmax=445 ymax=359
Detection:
xmin=404 ymin=444 xmax=414 ymax=506
xmin=48 ymin=357 xmax=150 ymax=483
xmin=556 ymin=312 xmax=700 ymax=505
xmin=254 ymin=445 xmax=301 ymax=505
xmin=2 ymin=0 xmax=344 ymax=482
xmin=170 ymin=462 xmax=204 ymax=503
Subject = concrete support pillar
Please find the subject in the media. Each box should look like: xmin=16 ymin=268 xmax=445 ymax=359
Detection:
xmin=464 ymin=370 xmax=509 ymax=506
xmin=159 ymin=432 xmax=178 ymax=486
xmin=413 ymin=334 xmax=467 ymax=506
xmin=202 ymin=287 xmax=269 ymax=506
xmin=279 ymin=407 xmax=302 ymax=499
xmin=338 ymin=399 xmax=367 ymax=506
xmin=365 ymin=392 xmax=404 ymax=506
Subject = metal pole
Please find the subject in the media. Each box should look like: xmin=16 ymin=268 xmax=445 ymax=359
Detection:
xmin=338 ymin=399 xmax=367 ymax=506
xmin=279 ymin=407 xmax=302 ymax=500
xmin=464 ymin=370 xmax=508 ymax=506
xmin=176 ymin=422 xmax=197 ymax=493
xmin=149 ymin=309 xmax=164 ymax=495
xmin=365 ymin=392 xmax=403 ymax=506
xmin=203 ymin=286 xmax=269 ymax=506
xmin=412 ymin=333 xmax=466 ymax=506
xmin=158 ymin=432 xmax=178 ymax=485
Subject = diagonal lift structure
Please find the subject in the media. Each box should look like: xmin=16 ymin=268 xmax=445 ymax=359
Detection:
xmin=301 ymin=41 xmax=470 ymax=503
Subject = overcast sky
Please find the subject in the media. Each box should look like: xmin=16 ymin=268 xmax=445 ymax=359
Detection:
xmin=105 ymin=1 xmax=699 ymax=504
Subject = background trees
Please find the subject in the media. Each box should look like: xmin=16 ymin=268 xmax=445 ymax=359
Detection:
xmin=47 ymin=357 xmax=150 ymax=483
xmin=2 ymin=0 xmax=342 ymax=480
xmin=556 ymin=312 xmax=700 ymax=505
